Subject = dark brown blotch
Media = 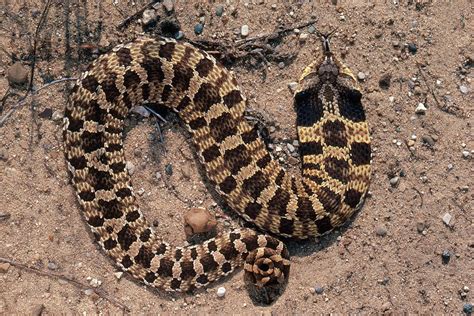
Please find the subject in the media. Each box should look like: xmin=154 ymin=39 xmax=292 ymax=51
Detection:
xmin=223 ymin=144 xmax=251 ymax=174
xmin=117 ymin=224 xmax=137 ymax=251
xmin=193 ymin=83 xmax=222 ymax=113
xmin=116 ymin=47 xmax=132 ymax=67
xmin=324 ymin=157 xmax=350 ymax=184
xmin=322 ymin=120 xmax=347 ymax=148
xmin=350 ymin=142 xmax=371 ymax=166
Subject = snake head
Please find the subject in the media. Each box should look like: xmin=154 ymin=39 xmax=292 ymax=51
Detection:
xmin=298 ymin=29 xmax=359 ymax=92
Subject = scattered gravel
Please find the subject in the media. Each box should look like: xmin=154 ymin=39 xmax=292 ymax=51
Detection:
xmin=288 ymin=82 xmax=298 ymax=93
xmin=442 ymin=212 xmax=452 ymax=226
xmin=379 ymin=73 xmax=391 ymax=89
xmin=0 ymin=263 xmax=11 ymax=273
xmin=141 ymin=9 xmax=157 ymax=26
xmin=132 ymin=105 xmax=150 ymax=117
xmin=217 ymin=286 xmax=226 ymax=297
xmin=375 ymin=225 xmax=387 ymax=237
xmin=415 ymin=103 xmax=427 ymax=114
xmin=125 ymin=161 xmax=135 ymax=175
xmin=165 ymin=163 xmax=173 ymax=176
xmin=422 ymin=135 xmax=436 ymax=147
xmin=463 ymin=303 xmax=473 ymax=314
xmin=162 ymin=0 xmax=174 ymax=12
xmin=47 ymin=261 xmax=59 ymax=270
xmin=407 ymin=43 xmax=417 ymax=54
xmin=389 ymin=176 xmax=399 ymax=187
xmin=215 ymin=5 xmax=224 ymax=17
xmin=314 ymin=286 xmax=324 ymax=294
xmin=7 ymin=62 xmax=28 ymax=86
xmin=194 ymin=23 xmax=204 ymax=35
xmin=241 ymin=24 xmax=249 ymax=37
xmin=441 ymin=250 xmax=451 ymax=264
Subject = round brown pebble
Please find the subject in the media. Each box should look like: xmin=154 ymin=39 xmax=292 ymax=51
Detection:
xmin=7 ymin=62 xmax=29 ymax=86
xmin=184 ymin=207 xmax=217 ymax=237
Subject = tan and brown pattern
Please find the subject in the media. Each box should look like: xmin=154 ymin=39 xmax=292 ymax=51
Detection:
xmin=63 ymin=36 xmax=371 ymax=292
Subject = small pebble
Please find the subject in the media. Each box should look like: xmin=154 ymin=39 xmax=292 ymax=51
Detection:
xmin=462 ymin=150 xmax=471 ymax=158
xmin=194 ymin=23 xmax=204 ymax=35
xmin=89 ymin=278 xmax=102 ymax=287
xmin=39 ymin=108 xmax=53 ymax=119
xmin=132 ymin=105 xmax=150 ymax=117
xmin=379 ymin=74 xmax=391 ymax=89
xmin=441 ymin=250 xmax=451 ymax=264
xmin=165 ymin=163 xmax=173 ymax=176
xmin=141 ymin=9 xmax=157 ymax=26
xmin=216 ymin=287 xmax=226 ymax=297
xmin=52 ymin=110 xmax=63 ymax=121
xmin=389 ymin=176 xmax=399 ymax=186
xmin=47 ymin=261 xmax=58 ymax=270
xmin=0 ymin=149 xmax=8 ymax=161
xmin=421 ymin=135 xmax=435 ymax=146
xmin=459 ymin=85 xmax=469 ymax=94
xmin=464 ymin=286 xmax=470 ymax=293
xmin=299 ymin=33 xmax=309 ymax=41
xmin=275 ymin=145 xmax=282 ymax=152
xmin=288 ymin=82 xmax=298 ymax=93
xmin=463 ymin=303 xmax=473 ymax=314
xmin=126 ymin=161 xmax=135 ymax=175
xmin=357 ymin=71 xmax=366 ymax=81
xmin=407 ymin=140 xmax=415 ymax=147
xmin=174 ymin=31 xmax=184 ymax=40
xmin=0 ymin=263 xmax=10 ymax=273
xmin=292 ymin=140 xmax=299 ymax=147
xmin=241 ymin=25 xmax=249 ymax=37
xmin=162 ymin=0 xmax=174 ymax=12
xmin=442 ymin=212 xmax=452 ymax=226
xmin=7 ymin=62 xmax=29 ymax=86
xmin=84 ymin=289 xmax=94 ymax=296
xmin=155 ymin=172 xmax=162 ymax=181
xmin=137 ymin=188 xmax=145 ymax=196
xmin=278 ymin=62 xmax=285 ymax=69
xmin=308 ymin=25 xmax=316 ymax=34
xmin=287 ymin=143 xmax=295 ymax=153
xmin=447 ymin=163 xmax=453 ymax=170
xmin=215 ymin=5 xmax=224 ymax=16
xmin=416 ymin=222 xmax=426 ymax=233
xmin=389 ymin=96 xmax=395 ymax=102
xmin=314 ymin=286 xmax=324 ymax=294
xmin=415 ymin=103 xmax=427 ymax=114
xmin=408 ymin=43 xmax=417 ymax=54
xmin=114 ymin=272 xmax=123 ymax=279
xmin=375 ymin=225 xmax=387 ymax=237
xmin=392 ymin=40 xmax=400 ymax=48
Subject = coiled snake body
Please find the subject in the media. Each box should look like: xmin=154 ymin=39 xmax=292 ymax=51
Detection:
xmin=64 ymin=36 xmax=371 ymax=292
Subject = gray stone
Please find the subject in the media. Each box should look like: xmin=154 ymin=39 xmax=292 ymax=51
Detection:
xmin=308 ymin=25 xmax=316 ymax=34
xmin=375 ymin=225 xmax=387 ymax=237
xmin=286 ymin=143 xmax=295 ymax=153
xmin=126 ymin=161 xmax=136 ymax=175
xmin=389 ymin=176 xmax=399 ymax=186
xmin=215 ymin=5 xmax=224 ymax=17
xmin=47 ymin=261 xmax=58 ymax=270
xmin=165 ymin=163 xmax=173 ymax=176
xmin=194 ymin=23 xmax=204 ymax=35
xmin=421 ymin=135 xmax=435 ymax=146
xmin=459 ymin=85 xmax=469 ymax=94
xmin=314 ymin=286 xmax=324 ymax=294
xmin=7 ymin=62 xmax=28 ymax=86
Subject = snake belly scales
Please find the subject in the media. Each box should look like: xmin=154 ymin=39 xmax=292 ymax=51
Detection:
xmin=63 ymin=36 xmax=371 ymax=292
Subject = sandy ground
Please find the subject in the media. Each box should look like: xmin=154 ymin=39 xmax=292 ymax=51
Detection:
xmin=0 ymin=0 xmax=473 ymax=314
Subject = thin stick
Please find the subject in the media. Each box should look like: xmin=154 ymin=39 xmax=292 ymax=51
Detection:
xmin=416 ymin=63 xmax=441 ymax=110
xmin=0 ymin=257 xmax=130 ymax=312
xmin=0 ymin=77 xmax=77 ymax=127
xmin=117 ymin=0 xmax=161 ymax=30
xmin=28 ymin=0 xmax=52 ymax=92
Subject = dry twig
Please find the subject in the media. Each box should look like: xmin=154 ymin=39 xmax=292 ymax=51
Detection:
xmin=0 ymin=257 xmax=130 ymax=312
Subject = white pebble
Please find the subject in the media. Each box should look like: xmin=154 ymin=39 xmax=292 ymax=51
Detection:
xmin=114 ymin=272 xmax=123 ymax=279
xmin=89 ymin=278 xmax=102 ymax=288
xmin=241 ymin=25 xmax=249 ymax=37
xmin=388 ymin=96 xmax=395 ymax=102
xmin=132 ymin=105 xmax=150 ymax=117
xmin=442 ymin=213 xmax=452 ymax=226
xmin=462 ymin=150 xmax=470 ymax=158
xmin=287 ymin=81 xmax=298 ymax=93
xmin=142 ymin=9 xmax=156 ymax=25
xmin=459 ymin=85 xmax=469 ymax=94
xmin=216 ymin=287 xmax=226 ymax=297
xmin=126 ymin=161 xmax=136 ymax=175
xmin=52 ymin=110 xmax=63 ymax=121
xmin=357 ymin=71 xmax=366 ymax=80
xmin=415 ymin=103 xmax=427 ymax=114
